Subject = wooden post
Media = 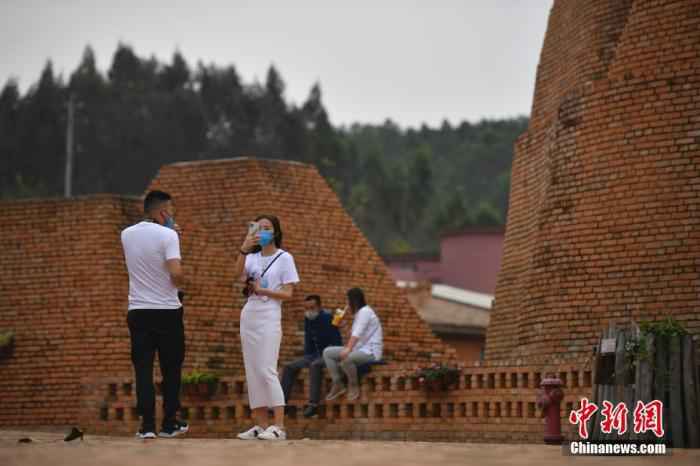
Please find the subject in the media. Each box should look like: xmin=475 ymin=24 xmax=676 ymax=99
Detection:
xmin=653 ymin=335 xmax=668 ymax=445
xmin=630 ymin=328 xmax=641 ymax=442
xmin=669 ymin=335 xmax=684 ymax=448
xmin=591 ymin=328 xmax=606 ymax=441
xmin=623 ymin=331 xmax=635 ymax=442
xmin=616 ymin=330 xmax=635 ymax=441
xmin=682 ymin=336 xmax=699 ymax=448
xmin=636 ymin=334 xmax=654 ymax=442
xmin=592 ymin=325 xmax=616 ymax=442
xmin=613 ymin=328 xmax=626 ymax=440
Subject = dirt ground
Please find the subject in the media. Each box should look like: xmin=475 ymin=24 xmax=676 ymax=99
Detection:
xmin=1 ymin=429 xmax=699 ymax=466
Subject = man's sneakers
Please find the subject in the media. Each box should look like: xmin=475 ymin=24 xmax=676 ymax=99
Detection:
xmin=237 ymin=425 xmax=264 ymax=440
xmin=159 ymin=420 xmax=189 ymax=438
xmin=258 ymin=425 xmax=286 ymax=440
xmin=325 ymin=383 xmax=347 ymax=401
xmin=303 ymin=404 xmax=319 ymax=418
xmin=136 ymin=427 xmax=157 ymax=440
xmin=237 ymin=425 xmax=286 ymax=440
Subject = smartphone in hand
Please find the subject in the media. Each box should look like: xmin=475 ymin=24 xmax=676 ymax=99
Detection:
xmin=248 ymin=221 xmax=260 ymax=236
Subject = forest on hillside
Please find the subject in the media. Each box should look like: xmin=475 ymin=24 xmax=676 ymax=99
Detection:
xmin=0 ymin=45 xmax=528 ymax=253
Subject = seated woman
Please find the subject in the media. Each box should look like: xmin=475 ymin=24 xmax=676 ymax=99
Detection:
xmin=323 ymin=288 xmax=383 ymax=401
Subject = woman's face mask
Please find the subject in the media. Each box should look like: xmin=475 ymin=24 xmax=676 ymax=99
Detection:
xmin=259 ymin=230 xmax=274 ymax=246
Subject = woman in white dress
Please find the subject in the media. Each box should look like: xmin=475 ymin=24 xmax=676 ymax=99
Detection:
xmin=234 ymin=215 xmax=299 ymax=441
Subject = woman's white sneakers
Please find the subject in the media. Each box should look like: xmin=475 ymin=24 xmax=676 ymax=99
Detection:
xmin=238 ymin=426 xmax=287 ymax=440
xmin=237 ymin=425 xmax=264 ymax=440
xmin=237 ymin=425 xmax=286 ymax=440
xmin=258 ymin=425 xmax=286 ymax=440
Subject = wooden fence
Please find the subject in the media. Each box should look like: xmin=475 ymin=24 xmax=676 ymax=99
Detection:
xmin=591 ymin=325 xmax=700 ymax=448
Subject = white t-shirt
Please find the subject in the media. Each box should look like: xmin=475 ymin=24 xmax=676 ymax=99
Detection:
xmin=244 ymin=249 xmax=300 ymax=308
xmin=351 ymin=305 xmax=383 ymax=360
xmin=121 ymin=221 xmax=182 ymax=310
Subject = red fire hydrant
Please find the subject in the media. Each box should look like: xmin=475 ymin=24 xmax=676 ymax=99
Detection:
xmin=536 ymin=374 xmax=564 ymax=445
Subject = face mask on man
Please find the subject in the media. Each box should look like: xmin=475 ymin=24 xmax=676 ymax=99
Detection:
xmin=259 ymin=230 xmax=274 ymax=246
xmin=305 ymin=311 xmax=320 ymax=320
xmin=163 ymin=215 xmax=176 ymax=230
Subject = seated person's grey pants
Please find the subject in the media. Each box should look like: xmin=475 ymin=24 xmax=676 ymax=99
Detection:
xmin=323 ymin=346 xmax=375 ymax=387
xmin=280 ymin=355 xmax=325 ymax=405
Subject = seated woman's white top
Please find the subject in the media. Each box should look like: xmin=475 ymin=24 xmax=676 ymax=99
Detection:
xmin=351 ymin=305 xmax=383 ymax=360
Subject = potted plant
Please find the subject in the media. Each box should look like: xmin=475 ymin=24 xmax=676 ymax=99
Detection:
xmin=181 ymin=371 xmax=201 ymax=396
xmin=0 ymin=330 xmax=14 ymax=359
xmin=198 ymin=373 xmax=220 ymax=397
xmin=182 ymin=370 xmax=219 ymax=398
xmin=412 ymin=363 xmax=460 ymax=392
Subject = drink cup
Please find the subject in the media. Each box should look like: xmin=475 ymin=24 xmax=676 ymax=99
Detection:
xmin=332 ymin=306 xmax=347 ymax=326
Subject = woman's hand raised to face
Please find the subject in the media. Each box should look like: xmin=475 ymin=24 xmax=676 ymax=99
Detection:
xmin=240 ymin=230 xmax=260 ymax=253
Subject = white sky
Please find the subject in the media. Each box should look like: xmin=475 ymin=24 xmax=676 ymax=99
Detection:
xmin=0 ymin=0 xmax=554 ymax=129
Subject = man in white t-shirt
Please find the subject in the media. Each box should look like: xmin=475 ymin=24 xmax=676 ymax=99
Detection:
xmin=121 ymin=190 xmax=188 ymax=440
xmin=323 ymin=288 xmax=383 ymax=401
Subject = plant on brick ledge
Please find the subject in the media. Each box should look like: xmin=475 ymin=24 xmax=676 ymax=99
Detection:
xmin=624 ymin=317 xmax=688 ymax=385
xmin=0 ymin=330 xmax=14 ymax=359
xmin=181 ymin=370 xmax=219 ymax=398
xmin=412 ymin=363 xmax=460 ymax=392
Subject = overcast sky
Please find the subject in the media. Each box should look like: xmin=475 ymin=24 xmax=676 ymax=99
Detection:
xmin=0 ymin=1 xmax=553 ymax=129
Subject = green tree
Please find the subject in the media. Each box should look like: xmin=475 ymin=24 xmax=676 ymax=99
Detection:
xmin=407 ymin=144 xmax=433 ymax=219
xmin=256 ymin=65 xmax=287 ymax=157
xmin=108 ymin=43 xmax=152 ymax=91
xmin=16 ymin=61 xmax=65 ymax=195
xmin=2 ymin=174 xmax=49 ymax=199
xmin=434 ymin=191 xmax=470 ymax=234
xmin=159 ymin=51 xmax=190 ymax=92
xmin=0 ymin=80 xmax=20 ymax=193
xmin=69 ymin=46 xmax=109 ymax=193
xmin=0 ymin=42 xmax=525 ymax=254
xmin=197 ymin=64 xmax=247 ymax=156
xmin=302 ymin=83 xmax=344 ymax=192
xmin=471 ymin=201 xmax=502 ymax=226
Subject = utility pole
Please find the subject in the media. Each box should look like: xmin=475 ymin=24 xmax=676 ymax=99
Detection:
xmin=64 ymin=93 xmax=75 ymax=198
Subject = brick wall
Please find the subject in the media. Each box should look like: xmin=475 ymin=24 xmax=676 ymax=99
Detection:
xmin=80 ymin=364 xmax=593 ymax=442
xmin=439 ymin=335 xmax=484 ymax=362
xmin=0 ymin=158 xmax=455 ymax=427
xmin=0 ymin=195 xmax=141 ymax=425
xmin=486 ymin=0 xmax=700 ymax=364
xmin=3 ymin=0 xmax=699 ymax=442
xmin=144 ymin=158 xmax=455 ymax=371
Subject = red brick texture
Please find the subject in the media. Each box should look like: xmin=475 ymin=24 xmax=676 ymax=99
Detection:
xmin=486 ymin=0 xmax=700 ymax=365
xmin=80 ymin=365 xmax=592 ymax=442
xmin=4 ymin=0 xmax=699 ymax=442
xmin=145 ymin=158 xmax=455 ymax=373
xmin=0 ymin=195 xmax=142 ymax=425
xmin=0 ymin=159 xmax=454 ymax=427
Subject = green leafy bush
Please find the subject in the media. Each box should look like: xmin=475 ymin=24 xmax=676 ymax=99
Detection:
xmin=182 ymin=370 xmax=219 ymax=385
xmin=0 ymin=330 xmax=14 ymax=347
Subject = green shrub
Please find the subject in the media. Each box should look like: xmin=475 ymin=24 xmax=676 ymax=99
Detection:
xmin=0 ymin=330 xmax=14 ymax=347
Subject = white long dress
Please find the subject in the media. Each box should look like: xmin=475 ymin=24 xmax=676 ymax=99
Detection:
xmin=240 ymin=249 xmax=299 ymax=409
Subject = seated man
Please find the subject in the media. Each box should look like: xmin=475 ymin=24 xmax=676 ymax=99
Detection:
xmin=323 ymin=288 xmax=383 ymax=401
xmin=280 ymin=294 xmax=342 ymax=418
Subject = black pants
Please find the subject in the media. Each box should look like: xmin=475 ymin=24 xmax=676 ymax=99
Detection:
xmin=281 ymin=355 xmax=325 ymax=405
xmin=127 ymin=308 xmax=185 ymax=429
